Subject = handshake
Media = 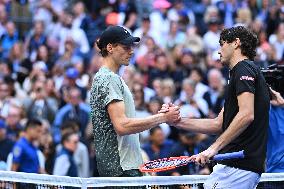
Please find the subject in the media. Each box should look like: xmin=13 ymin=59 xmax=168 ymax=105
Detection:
xmin=158 ymin=103 xmax=181 ymax=125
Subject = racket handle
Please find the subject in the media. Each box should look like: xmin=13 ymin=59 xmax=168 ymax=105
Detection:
xmin=213 ymin=150 xmax=245 ymax=161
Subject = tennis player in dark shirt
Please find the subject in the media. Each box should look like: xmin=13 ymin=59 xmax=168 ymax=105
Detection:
xmin=162 ymin=26 xmax=270 ymax=188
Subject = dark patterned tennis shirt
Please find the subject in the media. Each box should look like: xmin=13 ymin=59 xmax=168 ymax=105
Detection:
xmin=90 ymin=67 xmax=143 ymax=177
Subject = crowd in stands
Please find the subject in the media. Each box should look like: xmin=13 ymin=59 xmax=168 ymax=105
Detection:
xmin=0 ymin=0 xmax=284 ymax=177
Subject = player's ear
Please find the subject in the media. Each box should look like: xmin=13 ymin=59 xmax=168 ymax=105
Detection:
xmin=106 ymin=43 xmax=113 ymax=54
xmin=234 ymin=38 xmax=241 ymax=49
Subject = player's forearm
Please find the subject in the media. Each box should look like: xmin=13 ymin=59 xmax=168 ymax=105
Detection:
xmin=176 ymin=117 xmax=222 ymax=134
xmin=209 ymin=111 xmax=254 ymax=152
xmin=115 ymin=114 xmax=167 ymax=136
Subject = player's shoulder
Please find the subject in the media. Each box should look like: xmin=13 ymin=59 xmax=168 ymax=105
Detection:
xmin=234 ymin=60 xmax=258 ymax=75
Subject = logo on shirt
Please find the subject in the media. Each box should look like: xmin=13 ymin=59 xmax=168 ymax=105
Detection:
xmin=13 ymin=146 xmax=22 ymax=158
xmin=240 ymin=76 xmax=255 ymax=81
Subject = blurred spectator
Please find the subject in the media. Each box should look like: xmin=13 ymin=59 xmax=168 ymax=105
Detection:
xmin=35 ymin=45 xmax=55 ymax=71
xmin=25 ymin=21 xmax=47 ymax=62
xmin=162 ymin=78 xmax=177 ymax=104
xmin=53 ymin=131 xmax=79 ymax=177
xmin=203 ymin=68 xmax=225 ymax=118
xmin=142 ymin=126 xmax=174 ymax=175
xmin=115 ymin=0 xmax=138 ymax=31
xmin=0 ymin=119 xmax=14 ymax=163
xmin=169 ymin=130 xmax=206 ymax=175
xmin=0 ymin=21 xmax=19 ymax=59
xmin=23 ymin=79 xmax=58 ymax=123
xmin=56 ymin=121 xmax=90 ymax=177
xmin=163 ymin=20 xmax=187 ymax=50
xmin=203 ymin=17 xmax=221 ymax=53
xmin=5 ymin=105 xmax=24 ymax=142
xmin=11 ymin=118 xmax=45 ymax=173
xmin=60 ymin=67 xmax=87 ymax=103
xmin=184 ymin=27 xmax=204 ymax=55
xmin=7 ymin=42 xmax=31 ymax=84
xmin=150 ymin=0 xmax=171 ymax=46
xmin=78 ymin=2 xmax=106 ymax=47
xmin=53 ymin=87 xmax=90 ymax=144
xmin=235 ymin=7 xmax=252 ymax=26
xmin=37 ymin=120 xmax=55 ymax=175
xmin=266 ymin=89 xmax=284 ymax=173
xmin=58 ymin=11 xmax=90 ymax=56
xmin=0 ymin=3 xmax=8 ymax=38
xmin=179 ymin=78 xmax=208 ymax=118
xmin=133 ymin=14 xmax=159 ymax=43
xmin=269 ymin=22 xmax=284 ymax=62
xmin=10 ymin=0 xmax=32 ymax=38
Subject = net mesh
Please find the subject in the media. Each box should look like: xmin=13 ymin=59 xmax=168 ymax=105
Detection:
xmin=0 ymin=171 xmax=284 ymax=189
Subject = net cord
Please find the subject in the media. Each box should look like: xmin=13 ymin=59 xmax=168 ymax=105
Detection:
xmin=1 ymin=171 xmax=284 ymax=187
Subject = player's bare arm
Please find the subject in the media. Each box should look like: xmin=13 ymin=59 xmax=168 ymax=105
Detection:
xmin=160 ymin=103 xmax=223 ymax=134
xmin=191 ymin=92 xmax=254 ymax=165
xmin=107 ymin=100 xmax=180 ymax=136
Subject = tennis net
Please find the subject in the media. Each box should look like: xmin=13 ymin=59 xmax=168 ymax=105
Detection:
xmin=0 ymin=171 xmax=284 ymax=188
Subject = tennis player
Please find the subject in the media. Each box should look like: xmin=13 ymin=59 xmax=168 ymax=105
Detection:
xmin=90 ymin=26 xmax=180 ymax=177
xmin=162 ymin=26 xmax=270 ymax=188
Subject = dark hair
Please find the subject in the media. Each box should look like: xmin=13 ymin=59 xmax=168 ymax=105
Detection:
xmin=149 ymin=126 xmax=162 ymax=136
xmin=61 ymin=131 xmax=77 ymax=144
xmin=25 ymin=118 xmax=42 ymax=131
xmin=219 ymin=26 xmax=258 ymax=60
xmin=96 ymin=39 xmax=118 ymax=57
xmin=61 ymin=120 xmax=79 ymax=132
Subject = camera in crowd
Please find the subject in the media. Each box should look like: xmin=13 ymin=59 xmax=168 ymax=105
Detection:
xmin=261 ymin=64 xmax=284 ymax=96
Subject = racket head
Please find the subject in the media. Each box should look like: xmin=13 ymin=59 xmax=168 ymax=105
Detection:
xmin=139 ymin=156 xmax=191 ymax=173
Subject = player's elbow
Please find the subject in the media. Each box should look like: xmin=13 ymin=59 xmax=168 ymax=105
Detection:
xmin=242 ymin=110 xmax=254 ymax=125
xmin=213 ymin=118 xmax=223 ymax=134
xmin=114 ymin=126 xmax=128 ymax=136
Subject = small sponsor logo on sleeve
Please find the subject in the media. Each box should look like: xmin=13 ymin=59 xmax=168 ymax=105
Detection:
xmin=240 ymin=76 xmax=255 ymax=81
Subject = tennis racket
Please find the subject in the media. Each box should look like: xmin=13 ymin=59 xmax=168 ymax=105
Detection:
xmin=139 ymin=150 xmax=244 ymax=173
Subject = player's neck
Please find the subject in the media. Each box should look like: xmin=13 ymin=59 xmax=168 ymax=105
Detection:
xmin=229 ymin=52 xmax=248 ymax=69
xmin=102 ymin=57 xmax=120 ymax=73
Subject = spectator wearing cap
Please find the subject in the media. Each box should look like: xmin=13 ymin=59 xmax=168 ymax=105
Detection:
xmin=60 ymin=67 xmax=87 ymax=105
xmin=0 ymin=119 xmax=14 ymax=163
xmin=53 ymin=87 xmax=90 ymax=144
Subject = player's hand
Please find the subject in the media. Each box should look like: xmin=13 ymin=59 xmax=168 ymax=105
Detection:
xmin=163 ymin=105 xmax=181 ymax=125
xmin=270 ymin=87 xmax=284 ymax=107
xmin=189 ymin=147 xmax=218 ymax=166
xmin=158 ymin=103 xmax=175 ymax=113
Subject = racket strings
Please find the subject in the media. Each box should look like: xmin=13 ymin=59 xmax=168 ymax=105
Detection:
xmin=145 ymin=157 xmax=190 ymax=169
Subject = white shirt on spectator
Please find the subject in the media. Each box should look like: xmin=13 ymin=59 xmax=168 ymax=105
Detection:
xmin=59 ymin=27 xmax=90 ymax=55
xmin=203 ymin=30 xmax=220 ymax=53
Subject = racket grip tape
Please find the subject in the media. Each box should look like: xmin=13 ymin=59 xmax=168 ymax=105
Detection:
xmin=212 ymin=150 xmax=245 ymax=161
